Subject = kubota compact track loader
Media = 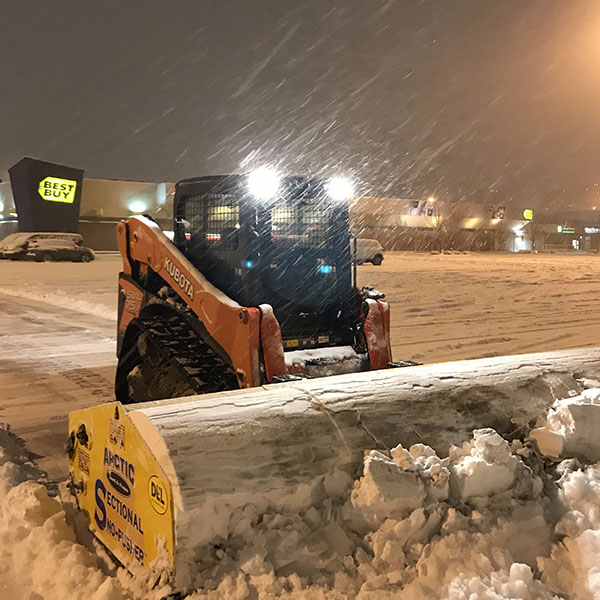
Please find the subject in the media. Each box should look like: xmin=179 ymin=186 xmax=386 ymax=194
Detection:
xmin=114 ymin=171 xmax=395 ymax=404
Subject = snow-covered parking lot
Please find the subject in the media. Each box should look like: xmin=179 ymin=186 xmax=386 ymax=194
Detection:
xmin=3 ymin=251 xmax=600 ymax=364
xmin=360 ymin=252 xmax=600 ymax=364
xmin=2 ymin=251 xmax=600 ymax=599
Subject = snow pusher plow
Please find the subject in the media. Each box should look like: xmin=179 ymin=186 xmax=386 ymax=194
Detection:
xmin=67 ymin=348 xmax=600 ymax=590
xmin=114 ymin=172 xmax=396 ymax=405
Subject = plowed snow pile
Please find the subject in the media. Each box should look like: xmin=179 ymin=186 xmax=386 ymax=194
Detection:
xmin=3 ymin=386 xmax=600 ymax=599
xmin=0 ymin=426 xmax=124 ymax=599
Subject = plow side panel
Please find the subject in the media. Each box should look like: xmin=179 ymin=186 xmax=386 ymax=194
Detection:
xmin=68 ymin=402 xmax=175 ymax=573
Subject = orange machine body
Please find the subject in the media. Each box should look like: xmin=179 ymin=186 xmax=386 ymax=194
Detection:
xmin=116 ymin=216 xmax=391 ymax=389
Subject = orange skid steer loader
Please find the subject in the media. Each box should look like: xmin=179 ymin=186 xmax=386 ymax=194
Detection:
xmin=114 ymin=171 xmax=402 ymax=404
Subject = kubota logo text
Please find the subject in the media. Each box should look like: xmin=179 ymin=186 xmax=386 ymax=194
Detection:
xmin=164 ymin=257 xmax=194 ymax=300
xmin=38 ymin=176 xmax=77 ymax=203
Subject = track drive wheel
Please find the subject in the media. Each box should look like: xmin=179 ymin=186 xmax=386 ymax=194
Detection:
xmin=115 ymin=308 xmax=239 ymax=404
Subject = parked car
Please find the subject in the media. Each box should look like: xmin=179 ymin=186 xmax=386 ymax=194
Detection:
xmin=0 ymin=232 xmax=95 ymax=262
xmin=354 ymin=238 xmax=384 ymax=265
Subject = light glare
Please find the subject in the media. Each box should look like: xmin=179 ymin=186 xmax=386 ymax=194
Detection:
xmin=248 ymin=167 xmax=281 ymax=200
xmin=326 ymin=177 xmax=354 ymax=201
xmin=129 ymin=199 xmax=148 ymax=213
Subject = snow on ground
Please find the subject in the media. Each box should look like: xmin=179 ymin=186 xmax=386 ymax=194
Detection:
xmin=3 ymin=251 xmax=600 ymax=364
xmin=360 ymin=252 xmax=600 ymax=364
xmin=0 ymin=253 xmax=121 ymax=320
xmin=0 ymin=291 xmax=116 ymax=480
xmin=0 ymin=425 xmax=125 ymax=600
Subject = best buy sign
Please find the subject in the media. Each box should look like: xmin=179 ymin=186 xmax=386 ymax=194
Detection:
xmin=38 ymin=176 xmax=77 ymax=203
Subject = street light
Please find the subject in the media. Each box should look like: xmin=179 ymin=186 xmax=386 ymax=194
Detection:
xmin=427 ymin=196 xmax=436 ymax=203
xmin=129 ymin=199 xmax=148 ymax=214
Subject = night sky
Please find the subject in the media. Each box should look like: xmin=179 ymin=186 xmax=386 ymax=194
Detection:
xmin=1 ymin=0 xmax=600 ymax=208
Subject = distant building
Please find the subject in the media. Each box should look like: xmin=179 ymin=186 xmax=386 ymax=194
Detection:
xmin=529 ymin=210 xmax=600 ymax=252
xmin=4 ymin=179 xmax=594 ymax=253
xmin=350 ymin=197 xmax=534 ymax=252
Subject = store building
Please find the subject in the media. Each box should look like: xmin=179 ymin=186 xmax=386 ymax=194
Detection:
xmin=530 ymin=210 xmax=600 ymax=252
xmin=350 ymin=197 xmax=534 ymax=252
xmin=6 ymin=174 xmax=590 ymax=254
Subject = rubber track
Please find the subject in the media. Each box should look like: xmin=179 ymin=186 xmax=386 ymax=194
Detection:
xmin=136 ymin=312 xmax=238 ymax=395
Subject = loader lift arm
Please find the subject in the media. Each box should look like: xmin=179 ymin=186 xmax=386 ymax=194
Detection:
xmin=116 ymin=216 xmax=267 ymax=395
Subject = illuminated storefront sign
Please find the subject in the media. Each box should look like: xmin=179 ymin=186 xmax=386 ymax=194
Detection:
xmin=584 ymin=227 xmax=599 ymax=234
xmin=557 ymin=226 xmax=575 ymax=234
xmin=522 ymin=208 xmax=534 ymax=220
xmin=9 ymin=157 xmax=84 ymax=233
xmin=38 ymin=176 xmax=78 ymax=203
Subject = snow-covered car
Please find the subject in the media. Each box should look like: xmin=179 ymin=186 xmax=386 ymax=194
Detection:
xmin=0 ymin=232 xmax=95 ymax=262
xmin=354 ymin=238 xmax=384 ymax=265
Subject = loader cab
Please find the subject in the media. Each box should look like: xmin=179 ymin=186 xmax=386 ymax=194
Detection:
xmin=173 ymin=173 xmax=359 ymax=348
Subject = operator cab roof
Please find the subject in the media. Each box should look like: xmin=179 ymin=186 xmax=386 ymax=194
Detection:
xmin=175 ymin=174 xmax=328 ymax=195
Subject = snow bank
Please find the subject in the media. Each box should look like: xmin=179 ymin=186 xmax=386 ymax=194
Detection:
xmin=350 ymin=450 xmax=427 ymax=527
xmin=164 ymin=425 xmax=555 ymax=598
xmin=175 ymin=390 xmax=600 ymax=598
xmin=442 ymin=564 xmax=559 ymax=600
xmin=0 ymin=425 xmax=125 ymax=599
xmin=0 ymin=286 xmax=116 ymax=321
xmin=540 ymin=463 xmax=600 ymax=598
xmin=448 ymin=429 xmax=521 ymax=499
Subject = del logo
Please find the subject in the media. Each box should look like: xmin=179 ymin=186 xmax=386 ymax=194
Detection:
xmin=148 ymin=475 xmax=168 ymax=515
xmin=107 ymin=470 xmax=131 ymax=498
xmin=38 ymin=176 xmax=77 ymax=204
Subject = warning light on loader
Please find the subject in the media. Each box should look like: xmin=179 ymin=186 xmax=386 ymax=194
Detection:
xmin=248 ymin=167 xmax=281 ymax=200
xmin=326 ymin=177 xmax=354 ymax=202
